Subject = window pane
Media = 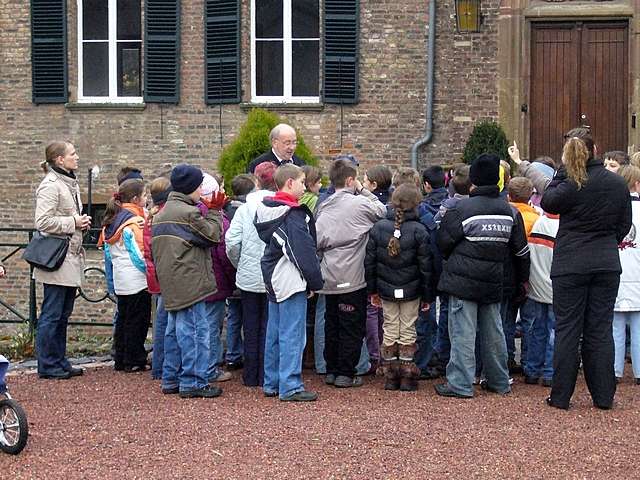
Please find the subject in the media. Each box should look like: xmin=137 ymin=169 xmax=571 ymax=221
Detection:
xmin=83 ymin=0 xmax=108 ymax=40
xmin=255 ymin=0 xmax=283 ymax=38
xmin=292 ymin=40 xmax=318 ymax=96
xmin=83 ymin=42 xmax=109 ymax=96
xmin=117 ymin=0 xmax=141 ymax=40
xmin=256 ymin=41 xmax=283 ymax=96
xmin=118 ymin=43 xmax=141 ymax=96
xmin=292 ymin=0 xmax=319 ymax=38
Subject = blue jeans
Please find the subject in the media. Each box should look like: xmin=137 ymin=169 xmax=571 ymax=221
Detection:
xmin=520 ymin=298 xmax=555 ymax=380
xmin=613 ymin=311 xmax=640 ymax=379
xmin=447 ymin=296 xmax=510 ymax=396
xmin=264 ymin=292 xmax=308 ymax=399
xmin=415 ymin=304 xmax=438 ymax=372
xmin=36 ymin=284 xmax=76 ymax=375
xmin=225 ymin=299 xmax=243 ymax=363
xmin=314 ymin=294 xmax=327 ymax=373
xmin=205 ymin=300 xmax=225 ymax=380
xmin=151 ymin=294 xmax=168 ymax=380
xmin=162 ymin=301 xmax=210 ymax=392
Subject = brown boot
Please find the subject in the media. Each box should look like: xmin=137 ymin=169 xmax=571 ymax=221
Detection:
xmin=399 ymin=343 xmax=420 ymax=392
xmin=381 ymin=344 xmax=400 ymax=390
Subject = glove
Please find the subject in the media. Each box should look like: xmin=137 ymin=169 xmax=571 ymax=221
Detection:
xmin=203 ymin=191 xmax=227 ymax=210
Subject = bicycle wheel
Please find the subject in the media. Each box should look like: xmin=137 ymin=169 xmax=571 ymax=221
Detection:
xmin=0 ymin=398 xmax=28 ymax=454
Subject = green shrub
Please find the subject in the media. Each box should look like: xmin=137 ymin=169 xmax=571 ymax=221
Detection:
xmin=462 ymin=121 xmax=509 ymax=164
xmin=218 ymin=108 xmax=318 ymax=193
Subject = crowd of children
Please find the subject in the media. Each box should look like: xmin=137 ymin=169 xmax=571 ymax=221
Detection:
xmin=32 ymin=127 xmax=638 ymax=408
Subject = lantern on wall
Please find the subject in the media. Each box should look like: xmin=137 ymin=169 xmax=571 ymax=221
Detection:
xmin=454 ymin=0 xmax=482 ymax=33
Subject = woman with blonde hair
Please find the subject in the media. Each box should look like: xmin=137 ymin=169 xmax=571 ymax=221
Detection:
xmin=35 ymin=141 xmax=92 ymax=379
xmin=541 ymin=128 xmax=632 ymax=410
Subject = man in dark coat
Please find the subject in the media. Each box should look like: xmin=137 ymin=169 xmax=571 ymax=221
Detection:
xmin=434 ymin=153 xmax=530 ymax=399
xmin=247 ymin=123 xmax=306 ymax=174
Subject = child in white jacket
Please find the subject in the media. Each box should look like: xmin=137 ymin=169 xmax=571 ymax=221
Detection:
xmin=613 ymin=165 xmax=640 ymax=384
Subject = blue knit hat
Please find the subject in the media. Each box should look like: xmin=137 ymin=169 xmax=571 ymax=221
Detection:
xmin=170 ymin=164 xmax=203 ymax=195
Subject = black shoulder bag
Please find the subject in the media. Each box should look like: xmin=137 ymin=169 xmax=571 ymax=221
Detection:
xmin=22 ymin=232 xmax=70 ymax=271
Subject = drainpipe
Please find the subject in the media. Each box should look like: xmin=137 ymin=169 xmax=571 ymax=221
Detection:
xmin=411 ymin=0 xmax=436 ymax=169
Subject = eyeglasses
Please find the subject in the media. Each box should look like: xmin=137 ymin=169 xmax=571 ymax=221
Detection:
xmin=277 ymin=139 xmax=298 ymax=147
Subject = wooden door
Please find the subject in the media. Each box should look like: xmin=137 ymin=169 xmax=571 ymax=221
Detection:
xmin=530 ymin=22 xmax=628 ymax=161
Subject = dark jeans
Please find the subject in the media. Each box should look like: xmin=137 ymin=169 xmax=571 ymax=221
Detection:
xmin=240 ymin=290 xmax=268 ymax=387
xmin=36 ymin=284 xmax=77 ymax=375
xmin=500 ymin=295 xmax=520 ymax=362
xmin=415 ymin=302 xmax=438 ymax=372
xmin=551 ymin=272 xmax=619 ymax=409
xmin=324 ymin=288 xmax=368 ymax=378
xmin=433 ymin=295 xmax=450 ymax=365
xmin=365 ymin=299 xmax=383 ymax=364
xmin=115 ymin=290 xmax=151 ymax=369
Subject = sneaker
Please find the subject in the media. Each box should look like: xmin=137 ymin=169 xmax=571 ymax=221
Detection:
xmin=524 ymin=376 xmax=539 ymax=385
xmin=434 ymin=383 xmax=473 ymax=398
xmin=162 ymin=386 xmax=179 ymax=395
xmin=66 ymin=367 xmax=84 ymax=377
xmin=324 ymin=374 xmax=336 ymax=385
xmin=545 ymin=396 xmax=569 ymax=410
xmin=280 ymin=391 xmax=318 ymax=402
xmin=263 ymin=390 xmax=278 ymax=398
xmin=179 ymin=385 xmax=223 ymax=398
xmin=507 ymin=359 xmax=523 ymax=375
xmin=39 ymin=371 xmax=72 ymax=380
xmin=124 ymin=365 xmax=149 ymax=373
xmin=334 ymin=375 xmax=364 ymax=388
xmin=210 ymin=371 xmax=232 ymax=383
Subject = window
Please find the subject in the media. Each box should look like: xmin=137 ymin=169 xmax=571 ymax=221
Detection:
xmin=251 ymin=0 xmax=319 ymax=103
xmin=77 ymin=0 xmax=142 ymax=102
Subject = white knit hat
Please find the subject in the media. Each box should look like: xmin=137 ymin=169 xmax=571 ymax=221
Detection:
xmin=201 ymin=173 xmax=220 ymax=196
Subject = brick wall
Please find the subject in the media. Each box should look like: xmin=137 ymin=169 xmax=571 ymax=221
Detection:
xmin=0 ymin=0 xmax=501 ymax=324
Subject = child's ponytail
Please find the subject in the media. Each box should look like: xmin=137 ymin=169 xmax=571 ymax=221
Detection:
xmin=387 ymin=183 xmax=422 ymax=258
xmin=102 ymin=179 xmax=145 ymax=227
xmin=387 ymin=208 xmax=404 ymax=257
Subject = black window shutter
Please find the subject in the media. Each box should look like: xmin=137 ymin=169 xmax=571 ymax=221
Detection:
xmin=323 ymin=0 xmax=359 ymax=104
xmin=205 ymin=0 xmax=240 ymax=104
xmin=31 ymin=0 xmax=67 ymax=104
xmin=144 ymin=0 xmax=180 ymax=103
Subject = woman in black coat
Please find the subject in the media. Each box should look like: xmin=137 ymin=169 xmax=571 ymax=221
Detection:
xmin=541 ymin=128 xmax=632 ymax=410
xmin=365 ymin=184 xmax=434 ymax=391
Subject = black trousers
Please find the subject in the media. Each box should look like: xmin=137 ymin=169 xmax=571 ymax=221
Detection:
xmin=551 ymin=272 xmax=619 ymax=408
xmin=324 ymin=288 xmax=368 ymax=377
xmin=240 ymin=290 xmax=268 ymax=387
xmin=115 ymin=290 xmax=151 ymax=369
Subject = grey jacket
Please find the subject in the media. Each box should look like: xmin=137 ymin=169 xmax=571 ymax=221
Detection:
xmin=33 ymin=170 xmax=85 ymax=287
xmin=315 ymin=187 xmax=386 ymax=294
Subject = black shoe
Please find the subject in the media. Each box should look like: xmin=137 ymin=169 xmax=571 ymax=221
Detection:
xmin=39 ymin=371 xmax=72 ymax=380
xmin=280 ymin=391 xmax=318 ymax=402
xmin=479 ymin=379 xmax=511 ymax=395
xmin=263 ymin=390 xmax=278 ymax=398
xmin=541 ymin=378 xmax=553 ymax=388
xmin=124 ymin=365 xmax=149 ymax=373
xmin=225 ymin=360 xmax=244 ymax=371
xmin=324 ymin=374 xmax=336 ymax=385
xmin=179 ymin=385 xmax=223 ymax=398
xmin=594 ymin=403 xmax=612 ymax=410
xmin=636 ymin=378 xmax=640 ymax=385
xmin=66 ymin=367 xmax=84 ymax=377
xmin=161 ymin=386 xmax=179 ymax=395
xmin=524 ymin=376 xmax=539 ymax=385
xmin=545 ymin=396 xmax=569 ymax=410
xmin=616 ymin=377 xmax=622 ymax=384
xmin=419 ymin=367 xmax=442 ymax=380
xmin=334 ymin=375 xmax=363 ymax=388
xmin=434 ymin=383 xmax=472 ymax=398
xmin=508 ymin=359 xmax=523 ymax=375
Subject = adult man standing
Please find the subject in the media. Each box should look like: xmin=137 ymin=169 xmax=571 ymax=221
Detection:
xmin=247 ymin=123 xmax=306 ymax=174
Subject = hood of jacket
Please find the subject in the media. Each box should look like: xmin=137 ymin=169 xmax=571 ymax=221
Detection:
xmin=104 ymin=204 xmax=144 ymax=244
xmin=254 ymin=192 xmax=303 ymax=243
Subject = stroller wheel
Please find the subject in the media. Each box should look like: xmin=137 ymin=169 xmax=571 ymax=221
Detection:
xmin=0 ymin=398 xmax=28 ymax=454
